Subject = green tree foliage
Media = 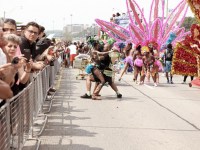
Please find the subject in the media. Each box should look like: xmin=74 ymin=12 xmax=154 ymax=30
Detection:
xmin=63 ymin=30 xmax=72 ymax=41
xmin=181 ymin=17 xmax=198 ymax=31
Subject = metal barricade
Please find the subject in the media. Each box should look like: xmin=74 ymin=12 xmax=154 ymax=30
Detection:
xmin=0 ymin=103 xmax=10 ymax=150
xmin=32 ymin=71 xmax=48 ymax=137
xmin=0 ymin=54 xmax=63 ymax=149
xmin=44 ymin=61 xmax=58 ymax=113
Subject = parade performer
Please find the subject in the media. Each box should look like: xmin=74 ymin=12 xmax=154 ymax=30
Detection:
xmin=133 ymin=45 xmax=143 ymax=83
xmin=95 ymin=0 xmax=189 ymax=86
xmin=118 ymin=43 xmax=134 ymax=81
xmin=139 ymin=46 xmax=158 ymax=86
xmin=172 ymin=24 xmax=200 ymax=87
xmin=96 ymin=0 xmax=189 ymax=51
xmin=172 ymin=0 xmax=200 ymax=87
xmin=81 ymin=39 xmax=119 ymax=100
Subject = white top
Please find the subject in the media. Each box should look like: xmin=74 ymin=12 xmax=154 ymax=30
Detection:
xmin=0 ymin=48 xmax=7 ymax=66
xmin=68 ymin=44 xmax=77 ymax=55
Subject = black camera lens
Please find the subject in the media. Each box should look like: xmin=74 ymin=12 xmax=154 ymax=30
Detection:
xmin=11 ymin=57 xmax=19 ymax=64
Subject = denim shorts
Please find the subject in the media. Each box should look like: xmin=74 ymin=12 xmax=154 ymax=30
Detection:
xmin=164 ymin=61 xmax=172 ymax=72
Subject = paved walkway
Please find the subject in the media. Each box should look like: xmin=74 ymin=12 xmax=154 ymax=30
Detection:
xmin=24 ymin=68 xmax=200 ymax=150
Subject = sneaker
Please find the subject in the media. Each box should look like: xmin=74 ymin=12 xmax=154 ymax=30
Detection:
xmin=170 ymin=81 xmax=174 ymax=84
xmin=117 ymin=93 xmax=122 ymax=98
xmin=167 ymin=80 xmax=170 ymax=84
xmin=49 ymin=88 xmax=56 ymax=92
xmin=181 ymin=81 xmax=186 ymax=84
xmin=118 ymin=78 xmax=121 ymax=81
xmin=80 ymin=93 xmax=92 ymax=99
xmin=139 ymin=82 xmax=144 ymax=85
xmin=154 ymin=83 xmax=158 ymax=87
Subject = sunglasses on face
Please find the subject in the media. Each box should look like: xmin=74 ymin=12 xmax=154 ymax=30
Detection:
xmin=27 ymin=30 xmax=38 ymax=35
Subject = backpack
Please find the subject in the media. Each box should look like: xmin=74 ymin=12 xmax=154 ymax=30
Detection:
xmin=165 ymin=49 xmax=173 ymax=60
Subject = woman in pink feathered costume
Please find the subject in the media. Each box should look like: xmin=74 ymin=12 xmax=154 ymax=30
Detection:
xmin=118 ymin=43 xmax=133 ymax=81
xmin=133 ymin=45 xmax=143 ymax=83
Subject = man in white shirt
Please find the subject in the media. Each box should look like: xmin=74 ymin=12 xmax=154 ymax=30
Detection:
xmin=68 ymin=42 xmax=77 ymax=68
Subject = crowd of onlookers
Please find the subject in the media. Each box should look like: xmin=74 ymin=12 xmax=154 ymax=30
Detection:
xmin=109 ymin=12 xmax=130 ymax=28
xmin=0 ymin=17 xmax=68 ymax=106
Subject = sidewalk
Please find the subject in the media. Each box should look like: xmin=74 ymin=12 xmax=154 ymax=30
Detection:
xmin=24 ymin=68 xmax=200 ymax=150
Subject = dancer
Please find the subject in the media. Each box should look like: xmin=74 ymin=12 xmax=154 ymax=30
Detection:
xmin=140 ymin=46 xmax=157 ymax=86
xmin=118 ymin=43 xmax=133 ymax=81
xmin=81 ymin=41 xmax=122 ymax=99
xmin=133 ymin=45 xmax=143 ymax=83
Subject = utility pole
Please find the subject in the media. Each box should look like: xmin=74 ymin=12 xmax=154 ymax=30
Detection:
xmin=53 ymin=20 xmax=55 ymax=33
xmin=3 ymin=11 xmax=5 ymax=20
xmin=70 ymin=14 xmax=73 ymax=34
xmin=166 ymin=0 xmax=169 ymax=18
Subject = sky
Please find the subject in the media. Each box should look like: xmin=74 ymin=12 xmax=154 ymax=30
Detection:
xmin=0 ymin=0 xmax=194 ymax=30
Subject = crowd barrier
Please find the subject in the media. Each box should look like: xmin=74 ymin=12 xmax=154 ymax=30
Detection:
xmin=0 ymin=58 xmax=62 ymax=150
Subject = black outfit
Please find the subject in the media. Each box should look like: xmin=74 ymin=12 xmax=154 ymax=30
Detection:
xmin=96 ymin=55 xmax=113 ymax=84
xmin=36 ymin=37 xmax=51 ymax=56
xmin=164 ymin=48 xmax=173 ymax=61
xmin=183 ymin=76 xmax=194 ymax=82
xmin=20 ymin=36 xmax=37 ymax=60
xmin=11 ymin=73 xmax=26 ymax=96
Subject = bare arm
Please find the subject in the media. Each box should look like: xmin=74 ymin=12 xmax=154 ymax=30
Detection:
xmin=18 ymin=63 xmax=32 ymax=84
xmin=0 ymin=80 xmax=13 ymax=99
xmin=96 ymin=49 xmax=117 ymax=56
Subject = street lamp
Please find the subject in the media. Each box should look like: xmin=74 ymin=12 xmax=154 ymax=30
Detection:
xmin=52 ymin=20 xmax=54 ymax=33
xmin=166 ymin=0 xmax=169 ymax=17
xmin=70 ymin=14 xmax=73 ymax=33
xmin=92 ymin=24 xmax=96 ymax=36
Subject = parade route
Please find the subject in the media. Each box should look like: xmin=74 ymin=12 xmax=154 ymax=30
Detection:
xmin=23 ymin=68 xmax=200 ymax=150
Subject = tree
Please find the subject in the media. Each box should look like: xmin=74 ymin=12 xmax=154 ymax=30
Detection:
xmin=181 ymin=17 xmax=198 ymax=31
xmin=63 ymin=31 xmax=72 ymax=41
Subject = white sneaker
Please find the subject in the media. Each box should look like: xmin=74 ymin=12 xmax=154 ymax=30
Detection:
xmin=139 ymin=82 xmax=144 ymax=85
xmin=154 ymin=83 xmax=158 ymax=87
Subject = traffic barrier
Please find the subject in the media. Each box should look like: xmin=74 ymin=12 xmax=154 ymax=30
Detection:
xmin=0 ymin=57 xmax=62 ymax=150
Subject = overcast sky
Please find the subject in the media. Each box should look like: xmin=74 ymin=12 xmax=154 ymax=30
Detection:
xmin=0 ymin=0 xmax=193 ymax=30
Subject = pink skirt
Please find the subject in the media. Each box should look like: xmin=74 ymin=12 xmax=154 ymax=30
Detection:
xmin=124 ymin=56 xmax=133 ymax=67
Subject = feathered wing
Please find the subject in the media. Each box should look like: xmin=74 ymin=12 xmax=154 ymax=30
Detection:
xmin=161 ymin=0 xmax=188 ymax=45
xmin=149 ymin=0 xmax=160 ymax=24
xmin=95 ymin=0 xmax=188 ymax=50
xmin=129 ymin=23 xmax=147 ymax=44
xmin=95 ymin=19 xmax=130 ymax=42
xmin=149 ymin=18 xmax=162 ymax=43
xmin=126 ymin=0 xmax=148 ymax=34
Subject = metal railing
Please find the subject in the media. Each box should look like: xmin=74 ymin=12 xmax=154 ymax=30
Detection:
xmin=0 ymin=58 xmax=62 ymax=150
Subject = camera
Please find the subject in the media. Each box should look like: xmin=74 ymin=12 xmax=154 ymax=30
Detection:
xmin=11 ymin=57 xmax=19 ymax=64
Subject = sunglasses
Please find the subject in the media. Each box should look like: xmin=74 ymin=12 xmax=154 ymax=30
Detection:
xmin=27 ymin=30 xmax=38 ymax=35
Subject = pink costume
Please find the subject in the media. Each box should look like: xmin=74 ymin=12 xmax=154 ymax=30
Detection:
xmin=134 ymin=58 xmax=143 ymax=67
xmin=124 ymin=56 xmax=133 ymax=67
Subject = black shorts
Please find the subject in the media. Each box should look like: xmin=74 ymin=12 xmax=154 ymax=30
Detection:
xmin=103 ymin=74 xmax=113 ymax=85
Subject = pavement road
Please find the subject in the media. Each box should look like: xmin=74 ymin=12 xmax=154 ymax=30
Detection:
xmin=24 ymin=68 xmax=200 ymax=150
